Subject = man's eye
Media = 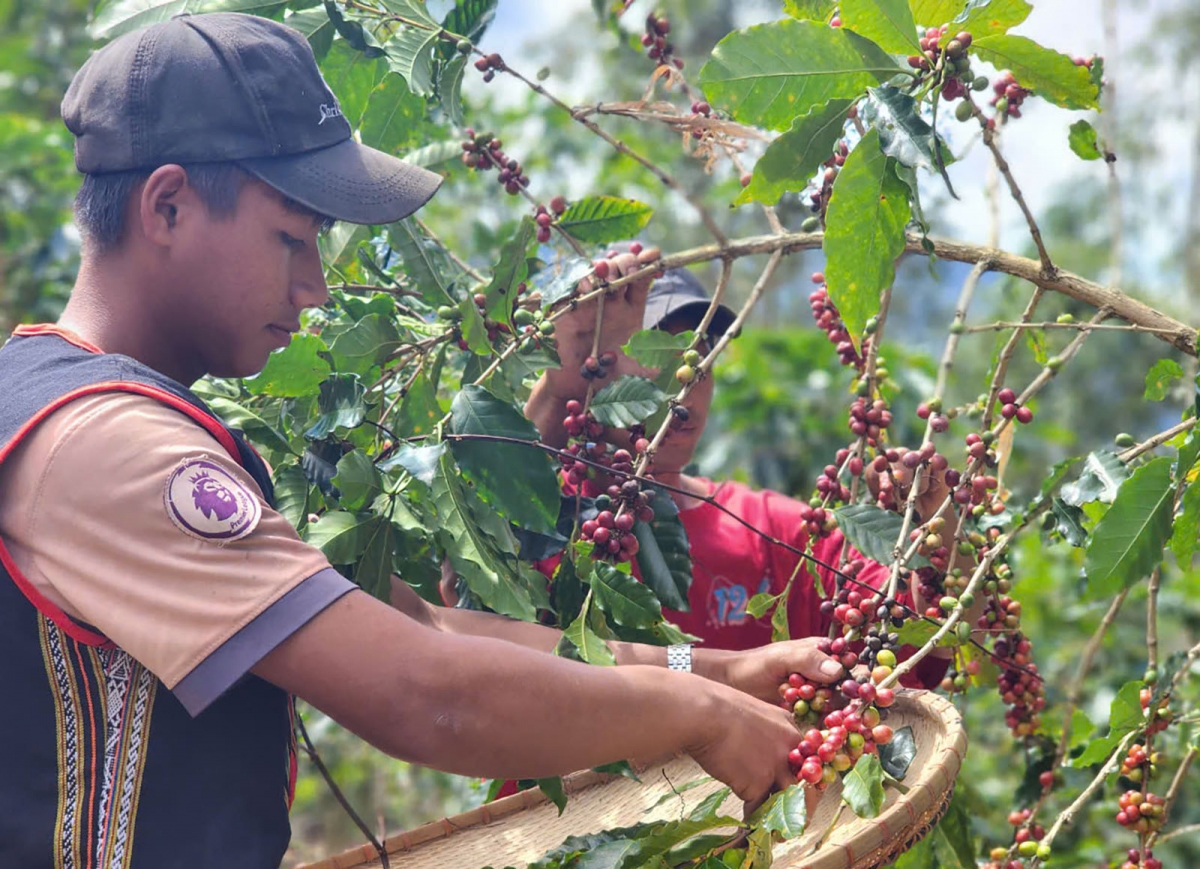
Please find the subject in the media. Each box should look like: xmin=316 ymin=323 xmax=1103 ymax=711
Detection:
xmin=280 ymin=232 xmax=306 ymax=250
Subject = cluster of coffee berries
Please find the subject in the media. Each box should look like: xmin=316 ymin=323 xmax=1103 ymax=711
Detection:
xmin=1140 ymin=687 xmax=1172 ymax=735
xmin=992 ymin=632 xmax=1045 ymax=738
xmin=688 ymin=100 xmax=713 ymax=142
xmin=997 ymin=388 xmax=1034 ymax=424
xmin=796 ymin=502 xmax=835 ymax=538
xmin=435 ymin=302 xmax=514 ymax=351
xmin=818 ymin=580 xmax=884 ymax=639
xmin=675 ymin=348 xmax=702 ymax=385
xmin=580 ymin=350 xmax=617 ymax=381
xmin=533 ymin=199 xmax=567 ymax=244
xmin=460 ymin=129 xmax=529 ymax=195
xmin=579 ymin=481 xmax=655 ymax=563
xmin=813 ymin=453 xmax=854 ymax=506
xmin=512 ymin=303 xmax=556 ymax=352
xmin=980 ymin=810 xmax=1050 ymax=866
xmin=641 ymin=12 xmax=683 ymax=69
xmin=782 ymin=672 xmax=896 ymax=789
xmin=472 ymin=52 xmax=505 ymax=83
xmin=847 ymin=397 xmax=893 ymax=445
xmin=809 ymin=273 xmax=865 ymax=368
xmin=916 ymin=398 xmax=952 ymax=434
xmin=1119 ymin=743 xmax=1161 ymax=784
xmin=909 ymin=513 xmax=956 ymax=573
xmin=1116 ymin=790 xmax=1165 ymax=833
xmin=1117 ymin=848 xmax=1163 ymax=869
xmin=989 ymin=71 xmax=1030 ymax=120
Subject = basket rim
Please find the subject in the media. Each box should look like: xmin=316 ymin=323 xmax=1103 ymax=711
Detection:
xmin=297 ymin=688 xmax=965 ymax=869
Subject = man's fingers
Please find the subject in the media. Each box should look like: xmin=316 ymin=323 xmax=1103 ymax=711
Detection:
xmin=795 ymin=649 xmax=847 ymax=684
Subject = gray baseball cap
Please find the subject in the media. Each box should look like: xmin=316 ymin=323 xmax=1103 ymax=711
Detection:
xmin=62 ymin=12 xmax=442 ymax=225
xmin=644 ymin=267 xmax=736 ymax=339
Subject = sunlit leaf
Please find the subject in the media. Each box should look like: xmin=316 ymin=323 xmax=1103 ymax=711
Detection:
xmin=842 ymin=754 xmax=885 ymax=818
xmin=247 ymin=333 xmax=331 ymax=398
xmin=557 ymin=196 xmax=654 ymax=245
xmin=589 ymin=376 xmax=666 ymax=428
xmin=734 ymin=100 xmax=852 ymax=207
xmin=1144 ymin=358 xmax=1184 ymax=401
xmin=972 ymin=34 xmax=1100 ymax=110
xmin=1084 ymin=457 xmax=1174 ymax=597
xmin=1068 ymin=119 xmax=1103 ymax=161
xmin=840 ymin=0 xmax=919 ymax=55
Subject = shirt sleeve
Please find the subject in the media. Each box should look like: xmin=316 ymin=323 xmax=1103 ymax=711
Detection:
xmin=7 ymin=393 xmax=355 ymax=714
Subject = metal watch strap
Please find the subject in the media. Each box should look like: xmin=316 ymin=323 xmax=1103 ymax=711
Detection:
xmin=667 ymin=643 xmax=693 ymax=673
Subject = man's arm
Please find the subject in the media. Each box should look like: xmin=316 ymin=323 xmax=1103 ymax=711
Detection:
xmin=390 ymin=575 xmax=844 ymax=698
xmin=251 ymin=589 xmax=799 ymax=806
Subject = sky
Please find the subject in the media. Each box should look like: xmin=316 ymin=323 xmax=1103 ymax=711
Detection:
xmin=457 ymin=0 xmax=1197 ymax=299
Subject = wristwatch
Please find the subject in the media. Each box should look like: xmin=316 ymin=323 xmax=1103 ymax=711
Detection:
xmin=667 ymin=643 xmax=693 ymax=673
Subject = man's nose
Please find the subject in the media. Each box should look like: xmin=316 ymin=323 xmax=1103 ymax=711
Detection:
xmin=293 ymin=247 xmax=329 ymax=310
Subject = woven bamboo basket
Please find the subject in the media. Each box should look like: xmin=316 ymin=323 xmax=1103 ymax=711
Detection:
xmin=300 ymin=689 xmax=965 ymax=869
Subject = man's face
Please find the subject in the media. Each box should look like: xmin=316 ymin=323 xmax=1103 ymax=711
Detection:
xmin=166 ymin=178 xmax=329 ymax=379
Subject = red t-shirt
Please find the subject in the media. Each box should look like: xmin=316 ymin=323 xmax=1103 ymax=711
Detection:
xmin=541 ymin=478 xmax=946 ymax=689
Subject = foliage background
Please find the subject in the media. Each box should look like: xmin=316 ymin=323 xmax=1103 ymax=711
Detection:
xmin=2 ymin=0 xmax=1199 ymax=866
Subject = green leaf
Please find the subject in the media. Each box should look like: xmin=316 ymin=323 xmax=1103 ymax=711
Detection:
xmin=205 ymin=396 xmax=295 ymax=455
xmin=448 ymin=385 xmax=560 ymax=534
xmin=333 ymin=449 xmax=381 ymax=510
xmin=1084 ymin=457 xmax=1175 ymax=597
xmin=433 ymin=453 xmax=541 ymax=620
xmin=1068 ymin=119 xmax=1103 ymax=161
xmin=589 ymin=376 xmax=666 ymax=428
xmin=393 ymin=373 xmax=444 ymax=439
xmin=622 ymin=329 xmax=696 ymax=370
xmin=1144 ymin=358 xmax=1184 ymax=401
xmin=833 ymin=504 xmax=929 ymax=566
xmin=273 ymin=463 xmax=310 ymax=531
xmin=751 ymin=784 xmax=808 ymax=840
xmin=557 ymin=196 xmax=654 ymax=245
xmin=441 ymin=0 xmax=497 ymax=42
xmin=320 ymin=38 xmax=388 ymax=128
xmin=561 ymin=594 xmax=616 ymax=665
xmin=782 ymin=0 xmax=836 ymax=20
xmin=971 ymin=34 xmax=1100 ymax=110
xmin=1061 ymin=450 xmax=1129 ymax=506
xmin=1073 ymin=681 xmax=1143 ymax=766
xmin=933 ymin=792 xmax=977 ymax=869
xmin=842 ymin=754 xmax=885 ymax=818
xmin=865 ymin=86 xmax=952 ymax=192
xmin=823 ymin=129 xmax=911 ymax=349
xmin=734 ymin=100 xmax=851 ymax=206
xmin=700 ymin=20 xmax=899 ymax=131
xmin=379 ymin=442 xmax=446 ymax=485
xmin=457 ymin=295 xmax=493 ymax=355
xmin=305 ymin=374 xmax=367 ymax=439
xmin=380 ymin=0 xmax=438 ymax=25
xmin=360 ymin=73 xmax=425 ymax=154
xmin=330 ymin=314 xmax=402 ymax=376
xmin=483 ymin=217 xmax=535 ymax=327
xmin=896 ymin=618 xmax=955 ymax=648
xmin=877 ymin=725 xmax=917 ymax=780
xmin=1037 ymin=707 xmax=1094 ymax=752
xmin=740 ymin=827 xmax=773 ymax=869
xmin=389 ymin=218 xmax=457 ymax=306
xmin=435 ymin=53 xmax=468 ymax=127
xmin=746 ymin=591 xmax=779 ymax=620
xmin=383 ymin=22 xmax=440 ymax=96
xmin=771 ymin=579 xmax=792 ymax=642
xmin=355 ymin=516 xmax=396 ymax=600
xmin=592 ymin=563 xmax=662 ymax=629
xmin=1176 ymin=431 xmax=1200 ymax=481
xmin=840 ymin=0 xmax=919 ymax=54
xmin=1170 ymin=478 xmax=1200 ymax=567
xmin=1050 ymin=497 xmax=1088 ymax=547
xmin=248 ymin=333 xmax=332 ymax=398
xmin=633 ymin=492 xmax=692 ymax=612
xmin=90 ymin=0 xmax=285 ymax=39
xmin=288 ymin=7 xmax=336 ymax=59
xmin=401 ymin=140 xmax=463 ymax=169
xmin=908 ymin=0 xmax=964 ymax=25
xmin=1040 ymin=456 xmax=1081 ymax=498
xmin=953 ymin=0 xmax=1032 ymax=39
xmin=538 ymin=777 xmax=568 ymax=816
xmin=304 ymin=510 xmax=374 ymax=564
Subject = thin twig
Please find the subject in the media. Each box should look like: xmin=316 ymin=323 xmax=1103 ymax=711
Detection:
xmin=296 ymin=714 xmax=390 ymax=869
xmin=1119 ymin=417 xmax=1199 ymax=463
xmin=1146 ymin=746 xmax=1198 ymax=849
xmin=982 ymin=287 xmax=1045 ymax=430
xmin=1158 ymin=822 xmax=1200 ymax=845
xmin=1147 ymin=566 xmax=1161 ymax=671
xmin=964 ymin=320 xmax=1181 ymax=336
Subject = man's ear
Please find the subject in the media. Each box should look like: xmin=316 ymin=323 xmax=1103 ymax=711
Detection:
xmin=137 ymin=164 xmax=191 ymax=248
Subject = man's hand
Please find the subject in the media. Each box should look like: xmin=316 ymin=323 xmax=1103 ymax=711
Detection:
xmin=700 ymin=639 xmax=847 ymax=705
xmin=526 ymin=245 xmax=662 ymax=448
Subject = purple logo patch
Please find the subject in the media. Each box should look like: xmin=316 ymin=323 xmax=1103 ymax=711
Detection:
xmin=164 ymin=457 xmax=261 ymax=543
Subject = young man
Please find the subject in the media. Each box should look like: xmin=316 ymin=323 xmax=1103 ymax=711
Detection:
xmin=522 ymin=260 xmax=952 ymax=689
xmin=0 ymin=14 xmax=841 ymax=868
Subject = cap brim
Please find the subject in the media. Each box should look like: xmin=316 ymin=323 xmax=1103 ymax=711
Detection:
xmin=644 ymin=297 xmax=737 ymax=339
xmin=239 ymin=138 xmax=442 ymax=225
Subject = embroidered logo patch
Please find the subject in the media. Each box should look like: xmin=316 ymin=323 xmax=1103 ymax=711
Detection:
xmin=164 ymin=457 xmax=260 ymax=542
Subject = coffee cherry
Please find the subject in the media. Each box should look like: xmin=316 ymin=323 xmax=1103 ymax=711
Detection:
xmin=675 ymin=364 xmax=696 ymax=384
xmin=1114 ymin=432 xmax=1135 ymax=447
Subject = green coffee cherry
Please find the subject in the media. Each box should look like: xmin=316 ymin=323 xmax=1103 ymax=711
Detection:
xmin=683 ymin=349 xmax=701 ymax=366
xmin=972 ymin=75 xmax=989 ymax=91
xmin=801 ymin=216 xmax=822 ymax=232
xmin=538 ymin=321 xmax=556 ymax=335
xmin=1115 ymin=433 xmax=1136 ymax=448
xmin=514 ymin=308 xmax=536 ymax=327
xmin=456 ymin=39 xmax=473 ymax=53
xmin=954 ymin=101 xmax=973 ymax=122
xmin=1036 ymin=843 xmax=1052 ymax=860
xmin=437 ymin=305 xmax=461 ymax=321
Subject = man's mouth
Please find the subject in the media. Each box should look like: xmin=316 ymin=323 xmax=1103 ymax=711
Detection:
xmin=267 ymin=324 xmax=297 ymax=344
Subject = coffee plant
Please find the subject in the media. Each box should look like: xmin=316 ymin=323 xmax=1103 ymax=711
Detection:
xmin=86 ymin=0 xmax=1200 ymax=866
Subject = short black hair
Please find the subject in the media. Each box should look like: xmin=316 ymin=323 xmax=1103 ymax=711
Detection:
xmin=74 ymin=162 xmax=251 ymax=251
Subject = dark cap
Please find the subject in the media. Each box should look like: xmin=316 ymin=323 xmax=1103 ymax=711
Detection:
xmin=61 ymin=12 xmax=441 ymax=224
xmin=644 ymin=267 xmax=736 ymax=339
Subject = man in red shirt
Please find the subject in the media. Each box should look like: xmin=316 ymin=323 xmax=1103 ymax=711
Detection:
xmin=519 ymin=251 xmax=952 ymax=689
